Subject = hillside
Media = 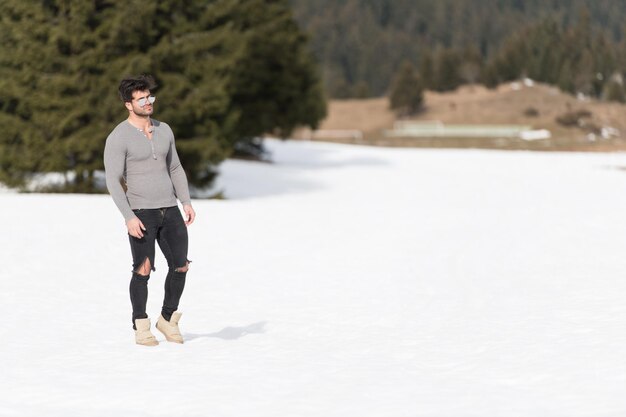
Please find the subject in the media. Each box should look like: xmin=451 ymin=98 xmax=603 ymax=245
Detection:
xmin=294 ymin=82 xmax=626 ymax=152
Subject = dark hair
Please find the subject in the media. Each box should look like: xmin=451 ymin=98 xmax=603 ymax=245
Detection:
xmin=118 ymin=74 xmax=157 ymax=102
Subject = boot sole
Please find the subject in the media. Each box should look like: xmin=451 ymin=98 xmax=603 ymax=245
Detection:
xmin=156 ymin=323 xmax=184 ymax=344
xmin=136 ymin=340 xmax=159 ymax=346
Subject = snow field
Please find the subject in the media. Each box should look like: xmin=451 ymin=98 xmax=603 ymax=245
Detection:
xmin=1 ymin=139 xmax=626 ymax=416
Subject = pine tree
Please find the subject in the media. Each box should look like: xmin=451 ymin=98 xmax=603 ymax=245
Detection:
xmin=557 ymin=61 xmax=576 ymax=94
xmin=603 ymin=73 xmax=625 ymax=102
xmin=418 ymin=49 xmax=434 ymax=89
xmin=432 ymin=47 xmax=462 ymax=92
xmin=0 ymin=1 xmax=125 ymax=191
xmin=224 ymin=0 xmax=326 ymax=141
xmin=574 ymin=49 xmax=596 ymax=96
xmin=459 ymin=45 xmax=483 ymax=84
xmin=526 ymin=19 xmax=563 ymax=83
xmin=481 ymin=63 xmax=501 ymax=89
xmin=389 ymin=61 xmax=424 ymax=116
xmin=0 ymin=0 xmax=325 ymax=191
xmin=591 ymin=33 xmax=617 ymax=96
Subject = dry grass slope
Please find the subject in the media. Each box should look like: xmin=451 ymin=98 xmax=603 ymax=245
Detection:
xmin=293 ymin=82 xmax=626 ymax=152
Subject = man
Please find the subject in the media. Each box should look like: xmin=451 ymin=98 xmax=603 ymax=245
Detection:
xmin=104 ymin=75 xmax=196 ymax=346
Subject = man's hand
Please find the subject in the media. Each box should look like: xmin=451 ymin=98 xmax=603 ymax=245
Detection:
xmin=127 ymin=217 xmax=146 ymax=239
xmin=183 ymin=204 xmax=195 ymax=226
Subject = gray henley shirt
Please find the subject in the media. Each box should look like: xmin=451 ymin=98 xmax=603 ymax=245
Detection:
xmin=104 ymin=119 xmax=191 ymax=221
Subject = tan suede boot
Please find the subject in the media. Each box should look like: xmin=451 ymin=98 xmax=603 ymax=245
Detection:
xmin=156 ymin=312 xmax=184 ymax=344
xmin=134 ymin=318 xmax=159 ymax=346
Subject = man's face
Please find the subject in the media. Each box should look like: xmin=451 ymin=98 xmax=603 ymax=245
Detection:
xmin=125 ymin=89 xmax=154 ymax=116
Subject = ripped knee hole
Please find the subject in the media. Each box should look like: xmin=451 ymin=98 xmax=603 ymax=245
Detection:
xmin=174 ymin=261 xmax=190 ymax=273
xmin=134 ymin=257 xmax=152 ymax=276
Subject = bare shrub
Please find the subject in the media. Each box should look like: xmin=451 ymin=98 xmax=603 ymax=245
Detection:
xmin=523 ymin=107 xmax=539 ymax=117
xmin=556 ymin=109 xmax=592 ymax=127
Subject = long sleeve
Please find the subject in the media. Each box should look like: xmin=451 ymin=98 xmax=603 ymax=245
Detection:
xmin=104 ymin=135 xmax=136 ymax=221
xmin=167 ymin=137 xmax=192 ymax=206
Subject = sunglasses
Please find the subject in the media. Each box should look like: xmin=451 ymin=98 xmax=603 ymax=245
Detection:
xmin=135 ymin=95 xmax=156 ymax=107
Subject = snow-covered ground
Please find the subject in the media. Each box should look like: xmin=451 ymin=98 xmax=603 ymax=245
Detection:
xmin=2 ymin=139 xmax=626 ymax=416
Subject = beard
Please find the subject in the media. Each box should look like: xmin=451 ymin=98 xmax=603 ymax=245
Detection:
xmin=132 ymin=104 xmax=153 ymax=117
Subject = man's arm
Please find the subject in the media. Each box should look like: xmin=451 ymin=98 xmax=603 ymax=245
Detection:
xmin=104 ymin=135 xmax=136 ymax=222
xmin=104 ymin=135 xmax=147 ymax=237
xmin=166 ymin=136 xmax=195 ymax=225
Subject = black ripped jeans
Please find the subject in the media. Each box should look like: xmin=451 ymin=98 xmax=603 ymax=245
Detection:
xmin=128 ymin=206 xmax=189 ymax=328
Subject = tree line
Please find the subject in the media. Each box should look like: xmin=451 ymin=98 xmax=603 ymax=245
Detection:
xmin=290 ymin=0 xmax=626 ymax=101
xmin=0 ymin=0 xmax=326 ymax=192
xmin=391 ymin=10 xmax=626 ymax=115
